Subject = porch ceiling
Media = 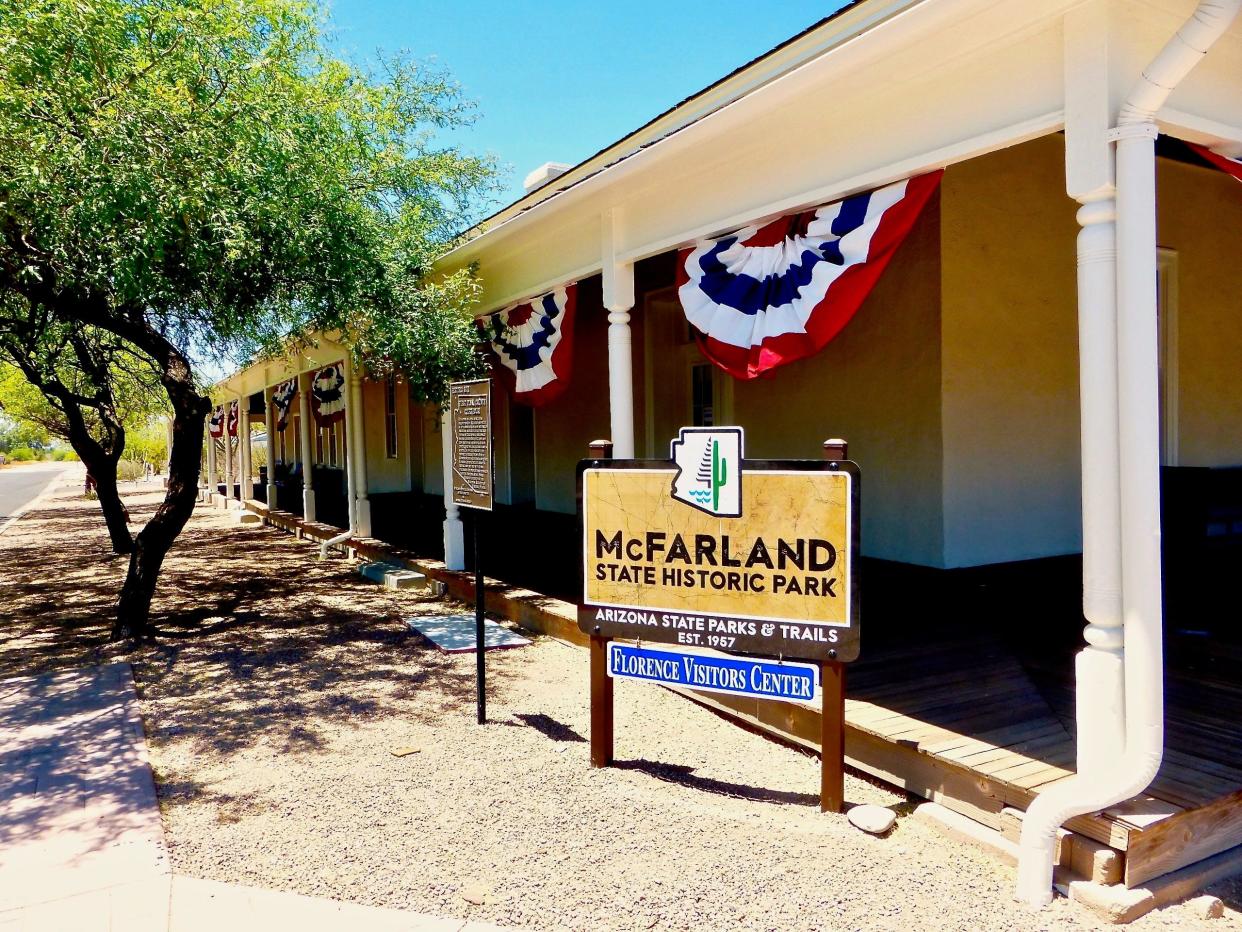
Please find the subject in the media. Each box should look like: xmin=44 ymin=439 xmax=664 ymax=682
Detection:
xmin=213 ymin=332 xmax=350 ymax=398
xmin=434 ymin=0 xmax=1242 ymax=316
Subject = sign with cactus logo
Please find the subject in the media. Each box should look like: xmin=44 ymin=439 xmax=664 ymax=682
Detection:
xmin=576 ymin=428 xmax=860 ymax=662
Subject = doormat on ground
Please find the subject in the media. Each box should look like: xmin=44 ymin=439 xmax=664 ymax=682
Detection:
xmin=406 ymin=615 xmax=532 ymax=653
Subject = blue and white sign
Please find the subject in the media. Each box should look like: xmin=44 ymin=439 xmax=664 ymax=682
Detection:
xmin=607 ymin=642 xmax=819 ymax=706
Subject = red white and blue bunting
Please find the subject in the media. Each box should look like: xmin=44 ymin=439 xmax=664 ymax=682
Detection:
xmin=208 ymin=405 xmax=225 ymax=439
xmin=677 ymin=171 xmax=943 ymax=380
xmin=226 ymin=400 xmax=239 ymax=437
xmin=477 ymin=284 xmax=577 ymax=406
xmin=1190 ymin=143 xmax=1242 ymax=183
xmin=271 ymin=378 xmax=297 ymax=432
xmin=311 ymin=363 xmax=347 ymax=425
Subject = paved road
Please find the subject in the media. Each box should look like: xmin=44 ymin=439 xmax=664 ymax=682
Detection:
xmin=0 ymin=462 xmax=74 ymax=533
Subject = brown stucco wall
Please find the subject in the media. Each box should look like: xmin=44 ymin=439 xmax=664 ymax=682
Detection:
xmin=939 ymin=134 xmax=1082 ymax=567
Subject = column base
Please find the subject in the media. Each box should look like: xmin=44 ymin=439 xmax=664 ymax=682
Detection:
xmin=266 ymin=484 xmax=278 ymax=509
xmin=1075 ymin=645 xmax=1125 ymax=777
xmin=356 ymin=498 xmax=372 ymax=538
xmin=303 ymin=488 xmax=317 ymax=524
xmin=443 ymin=516 xmax=465 ymax=570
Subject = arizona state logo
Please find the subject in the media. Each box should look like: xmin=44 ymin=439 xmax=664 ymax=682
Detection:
xmin=670 ymin=427 xmax=743 ymax=517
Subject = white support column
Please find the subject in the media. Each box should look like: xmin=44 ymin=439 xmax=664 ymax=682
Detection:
xmin=349 ymin=369 xmax=372 ymax=537
xmin=206 ymin=421 xmax=217 ymax=500
xmin=240 ymin=403 xmax=252 ymax=502
xmin=441 ymin=402 xmax=465 ymax=569
xmin=298 ymin=371 xmax=316 ymax=522
xmin=1064 ymin=0 xmax=1126 ymax=778
xmin=1073 ymin=192 xmax=1126 ymax=775
xmin=602 ymin=208 xmax=636 ymax=458
xmin=164 ymin=416 xmax=173 ymax=479
xmin=223 ymin=406 xmax=234 ymax=509
xmin=264 ymin=386 xmax=278 ymax=507
xmin=341 ymin=358 xmax=358 ymax=534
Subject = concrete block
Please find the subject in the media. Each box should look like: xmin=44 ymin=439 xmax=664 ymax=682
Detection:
xmin=1069 ymin=880 xmax=1156 ymax=924
xmin=232 ymin=512 xmax=261 ymax=526
xmin=358 ymin=562 xmax=428 ymax=591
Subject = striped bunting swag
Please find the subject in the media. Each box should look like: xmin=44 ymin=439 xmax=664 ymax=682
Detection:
xmin=271 ymin=378 xmax=297 ymax=431
xmin=477 ymin=284 xmax=577 ymax=406
xmin=208 ymin=405 xmax=225 ymax=439
xmin=226 ymin=400 xmax=240 ymax=437
xmin=311 ymin=363 xmax=347 ymax=425
xmin=1190 ymin=143 xmax=1242 ymax=183
xmin=677 ymin=171 xmax=942 ymax=380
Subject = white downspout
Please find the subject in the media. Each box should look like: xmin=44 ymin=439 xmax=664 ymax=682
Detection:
xmin=1017 ymin=0 xmax=1241 ymax=905
xmin=320 ymin=358 xmax=358 ymax=559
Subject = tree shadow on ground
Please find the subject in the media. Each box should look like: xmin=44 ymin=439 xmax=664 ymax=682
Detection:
xmin=0 ymin=484 xmax=516 ymax=783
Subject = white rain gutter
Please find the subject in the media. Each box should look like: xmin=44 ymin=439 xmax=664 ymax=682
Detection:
xmin=320 ymin=358 xmax=359 ymax=559
xmin=1016 ymin=0 xmax=1241 ymax=906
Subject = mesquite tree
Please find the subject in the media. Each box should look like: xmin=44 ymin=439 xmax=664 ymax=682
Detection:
xmin=0 ymin=318 xmax=165 ymax=555
xmin=0 ymin=0 xmax=495 ymax=639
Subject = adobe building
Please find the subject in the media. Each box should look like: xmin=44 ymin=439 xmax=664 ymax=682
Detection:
xmin=214 ymin=0 xmax=1242 ymax=910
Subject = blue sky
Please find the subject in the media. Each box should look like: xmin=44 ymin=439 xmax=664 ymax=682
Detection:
xmin=327 ymin=2 xmax=843 ymax=209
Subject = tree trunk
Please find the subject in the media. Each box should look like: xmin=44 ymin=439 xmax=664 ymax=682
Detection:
xmin=91 ymin=465 xmax=133 ymax=556
xmin=111 ymin=381 xmax=209 ymax=640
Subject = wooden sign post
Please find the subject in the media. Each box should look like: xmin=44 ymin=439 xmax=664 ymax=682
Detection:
xmin=449 ymin=378 xmax=494 ymax=725
xmin=577 ymin=430 xmax=859 ymax=812
xmin=586 ymin=439 xmax=615 ymax=768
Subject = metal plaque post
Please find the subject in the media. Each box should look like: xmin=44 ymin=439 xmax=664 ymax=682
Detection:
xmin=449 ymin=379 xmax=494 ymax=725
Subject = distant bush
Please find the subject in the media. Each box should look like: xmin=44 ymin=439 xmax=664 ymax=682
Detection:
xmin=8 ymin=447 xmax=35 ymax=461
xmin=52 ymin=449 xmax=79 ymax=461
xmin=117 ymin=460 xmax=144 ymax=481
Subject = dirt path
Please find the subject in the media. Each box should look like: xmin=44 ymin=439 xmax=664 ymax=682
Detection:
xmin=0 ymin=481 xmax=1237 ymax=931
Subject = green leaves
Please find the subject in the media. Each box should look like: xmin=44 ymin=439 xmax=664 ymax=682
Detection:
xmin=0 ymin=0 xmax=498 ymax=378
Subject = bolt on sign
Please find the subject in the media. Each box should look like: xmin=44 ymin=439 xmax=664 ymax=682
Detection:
xmin=450 ymin=379 xmax=493 ymax=512
xmin=578 ymin=427 xmax=860 ymax=662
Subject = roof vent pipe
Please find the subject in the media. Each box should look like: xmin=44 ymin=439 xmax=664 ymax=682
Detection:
xmin=523 ymin=161 xmax=573 ymax=193
xmin=1016 ymin=0 xmax=1241 ymax=907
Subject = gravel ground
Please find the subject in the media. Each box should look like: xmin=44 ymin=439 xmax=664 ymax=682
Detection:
xmin=0 ymin=477 xmax=1239 ymax=931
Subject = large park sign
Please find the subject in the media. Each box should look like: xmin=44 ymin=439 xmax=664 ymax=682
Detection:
xmin=577 ymin=428 xmax=860 ymax=813
xmin=578 ymin=427 xmax=859 ymax=662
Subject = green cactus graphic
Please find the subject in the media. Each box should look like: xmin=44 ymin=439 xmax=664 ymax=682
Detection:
xmin=712 ymin=440 xmax=727 ymax=512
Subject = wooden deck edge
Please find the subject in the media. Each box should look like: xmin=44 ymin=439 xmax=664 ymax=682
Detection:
xmin=1124 ymin=789 xmax=1242 ymax=887
xmin=254 ymin=506 xmax=589 ymax=647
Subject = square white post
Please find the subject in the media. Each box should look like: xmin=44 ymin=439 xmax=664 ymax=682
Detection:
xmin=264 ymin=386 xmax=278 ymax=507
xmin=298 ymin=371 xmax=316 ymax=522
xmin=349 ymin=370 xmax=372 ymax=537
xmin=441 ymin=401 xmax=465 ymax=569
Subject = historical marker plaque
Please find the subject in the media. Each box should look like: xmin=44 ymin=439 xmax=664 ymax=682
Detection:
xmin=450 ymin=378 xmax=493 ymax=512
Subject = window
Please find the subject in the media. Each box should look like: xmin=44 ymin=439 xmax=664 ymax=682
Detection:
xmin=317 ymin=422 xmax=340 ymax=467
xmin=385 ymin=376 xmax=399 ymax=459
xmin=691 ymin=363 xmax=714 ymax=427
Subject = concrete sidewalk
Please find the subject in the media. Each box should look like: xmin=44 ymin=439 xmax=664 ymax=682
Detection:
xmin=0 ymin=665 xmax=516 ymax=931
xmin=0 ymin=664 xmax=171 ymax=931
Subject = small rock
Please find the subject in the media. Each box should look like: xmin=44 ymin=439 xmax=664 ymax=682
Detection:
xmin=389 ymin=746 xmax=421 ymax=757
xmin=460 ymin=882 xmax=491 ymax=906
xmin=847 ymin=804 xmax=896 ymax=835
xmin=1187 ymin=895 xmax=1224 ymax=920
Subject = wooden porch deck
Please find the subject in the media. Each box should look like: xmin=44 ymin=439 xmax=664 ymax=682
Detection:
xmin=840 ymin=628 xmax=1242 ymax=887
